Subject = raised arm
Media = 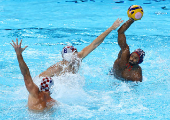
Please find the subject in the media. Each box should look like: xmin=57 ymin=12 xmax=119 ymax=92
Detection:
xmin=78 ymin=18 xmax=123 ymax=59
xmin=117 ymin=18 xmax=134 ymax=50
xmin=11 ymin=38 xmax=39 ymax=98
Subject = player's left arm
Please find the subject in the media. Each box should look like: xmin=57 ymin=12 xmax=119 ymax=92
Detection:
xmin=78 ymin=18 xmax=123 ymax=59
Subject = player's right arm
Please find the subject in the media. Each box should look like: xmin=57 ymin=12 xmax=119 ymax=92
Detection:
xmin=117 ymin=19 xmax=134 ymax=67
xmin=117 ymin=19 xmax=134 ymax=50
xmin=11 ymin=39 xmax=39 ymax=98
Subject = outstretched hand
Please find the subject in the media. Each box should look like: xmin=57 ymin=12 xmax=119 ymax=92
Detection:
xmin=111 ymin=18 xmax=124 ymax=30
xmin=10 ymin=38 xmax=28 ymax=54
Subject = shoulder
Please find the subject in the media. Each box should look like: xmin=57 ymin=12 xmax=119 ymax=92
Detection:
xmin=56 ymin=61 xmax=63 ymax=66
xmin=50 ymin=62 xmax=63 ymax=69
xmin=119 ymin=46 xmax=130 ymax=60
xmin=136 ymin=65 xmax=142 ymax=73
xmin=28 ymin=92 xmax=42 ymax=102
xmin=133 ymin=66 xmax=142 ymax=82
xmin=117 ymin=46 xmax=130 ymax=66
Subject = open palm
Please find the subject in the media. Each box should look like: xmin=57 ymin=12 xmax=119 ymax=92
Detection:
xmin=10 ymin=38 xmax=28 ymax=54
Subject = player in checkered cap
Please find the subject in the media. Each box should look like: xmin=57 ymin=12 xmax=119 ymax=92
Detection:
xmin=11 ymin=39 xmax=57 ymax=111
xmin=39 ymin=18 xmax=124 ymax=77
xmin=40 ymin=77 xmax=54 ymax=93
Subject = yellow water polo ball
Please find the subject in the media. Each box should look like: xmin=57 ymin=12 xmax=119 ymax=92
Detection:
xmin=127 ymin=5 xmax=143 ymax=21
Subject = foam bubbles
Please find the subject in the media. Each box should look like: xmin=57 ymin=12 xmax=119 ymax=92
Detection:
xmin=33 ymin=73 xmax=89 ymax=105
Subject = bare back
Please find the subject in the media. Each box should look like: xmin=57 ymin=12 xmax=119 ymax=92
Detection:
xmin=28 ymin=92 xmax=56 ymax=111
xmin=39 ymin=56 xmax=82 ymax=77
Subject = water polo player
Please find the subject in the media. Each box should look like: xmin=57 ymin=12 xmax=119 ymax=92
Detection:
xmin=11 ymin=39 xmax=57 ymax=111
xmin=39 ymin=18 xmax=123 ymax=78
xmin=113 ymin=18 xmax=145 ymax=82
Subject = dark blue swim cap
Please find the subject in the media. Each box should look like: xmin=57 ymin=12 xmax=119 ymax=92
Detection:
xmin=133 ymin=48 xmax=145 ymax=64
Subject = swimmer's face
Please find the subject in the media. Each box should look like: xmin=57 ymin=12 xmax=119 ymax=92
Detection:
xmin=129 ymin=52 xmax=139 ymax=65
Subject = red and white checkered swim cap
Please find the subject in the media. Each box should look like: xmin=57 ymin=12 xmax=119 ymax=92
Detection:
xmin=61 ymin=46 xmax=77 ymax=55
xmin=40 ymin=77 xmax=54 ymax=92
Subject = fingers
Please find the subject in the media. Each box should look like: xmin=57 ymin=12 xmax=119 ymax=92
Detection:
xmin=114 ymin=18 xmax=123 ymax=25
xmin=11 ymin=38 xmax=26 ymax=49
xmin=19 ymin=39 xmax=22 ymax=47
xmin=16 ymin=38 xmax=18 ymax=46
xmin=10 ymin=43 xmax=14 ymax=47
xmin=118 ymin=18 xmax=122 ymax=21
xmin=118 ymin=18 xmax=123 ymax=23
xmin=23 ymin=46 xmax=28 ymax=51
xmin=12 ymin=40 xmax=16 ymax=46
xmin=116 ymin=18 xmax=121 ymax=21
xmin=120 ymin=20 xmax=124 ymax=23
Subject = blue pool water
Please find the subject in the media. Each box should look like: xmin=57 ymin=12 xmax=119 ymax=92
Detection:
xmin=0 ymin=0 xmax=170 ymax=119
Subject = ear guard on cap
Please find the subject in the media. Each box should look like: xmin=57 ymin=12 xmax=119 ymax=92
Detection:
xmin=133 ymin=48 xmax=145 ymax=64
